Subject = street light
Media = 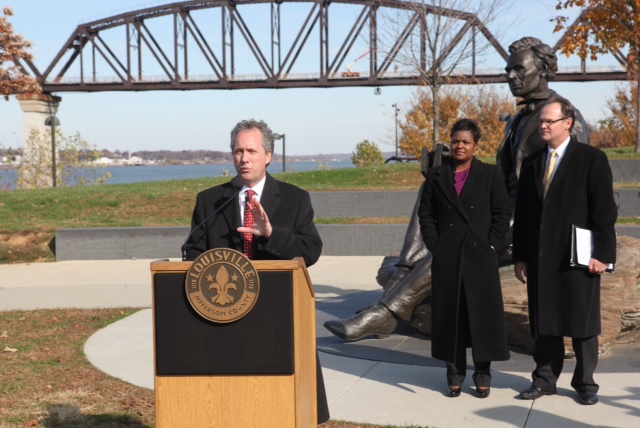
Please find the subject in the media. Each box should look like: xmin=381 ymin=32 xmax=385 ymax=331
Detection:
xmin=392 ymin=103 xmax=400 ymax=158
xmin=273 ymin=133 xmax=286 ymax=173
xmin=44 ymin=115 xmax=60 ymax=187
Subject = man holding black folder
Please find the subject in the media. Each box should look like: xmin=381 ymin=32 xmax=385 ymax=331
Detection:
xmin=512 ymin=97 xmax=617 ymax=405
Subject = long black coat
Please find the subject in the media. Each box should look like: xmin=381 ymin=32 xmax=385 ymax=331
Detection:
xmin=512 ymin=138 xmax=617 ymax=338
xmin=418 ymin=158 xmax=511 ymax=363
xmin=185 ymin=173 xmax=322 ymax=267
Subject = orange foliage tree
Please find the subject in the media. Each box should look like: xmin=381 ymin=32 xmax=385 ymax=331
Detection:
xmin=553 ymin=0 xmax=640 ymax=152
xmin=398 ymin=87 xmax=462 ymax=159
xmin=459 ymin=86 xmax=516 ymax=157
xmin=0 ymin=7 xmax=41 ymax=100
xmin=590 ymin=82 xmax=638 ymax=148
xmin=398 ymin=86 xmax=516 ymax=159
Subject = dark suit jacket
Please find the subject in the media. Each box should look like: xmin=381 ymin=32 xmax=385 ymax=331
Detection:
xmin=418 ymin=158 xmax=511 ymax=363
xmin=185 ymin=173 xmax=322 ymax=267
xmin=512 ymin=137 xmax=617 ymax=338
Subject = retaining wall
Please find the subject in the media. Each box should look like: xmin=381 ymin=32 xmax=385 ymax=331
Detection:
xmin=55 ymin=189 xmax=639 ymax=261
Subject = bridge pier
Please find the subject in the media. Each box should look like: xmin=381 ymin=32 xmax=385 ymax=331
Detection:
xmin=16 ymin=93 xmax=62 ymax=188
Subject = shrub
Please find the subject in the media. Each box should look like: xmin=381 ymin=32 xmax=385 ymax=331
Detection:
xmin=351 ymin=140 xmax=384 ymax=167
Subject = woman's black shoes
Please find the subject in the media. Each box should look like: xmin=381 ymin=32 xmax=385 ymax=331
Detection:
xmin=476 ymin=387 xmax=490 ymax=398
xmin=448 ymin=386 xmax=491 ymax=397
xmin=447 ymin=387 xmax=461 ymax=397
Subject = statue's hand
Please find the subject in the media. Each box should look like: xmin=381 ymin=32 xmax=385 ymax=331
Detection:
xmin=514 ymin=261 xmax=527 ymax=284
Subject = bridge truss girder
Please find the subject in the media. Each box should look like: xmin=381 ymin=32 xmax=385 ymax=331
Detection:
xmin=13 ymin=0 xmax=629 ymax=94
xmin=13 ymin=0 xmax=509 ymax=92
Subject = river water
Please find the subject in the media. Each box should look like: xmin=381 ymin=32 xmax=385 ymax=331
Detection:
xmin=0 ymin=160 xmax=353 ymax=190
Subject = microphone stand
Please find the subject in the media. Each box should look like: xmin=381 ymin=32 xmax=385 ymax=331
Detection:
xmin=181 ymin=177 xmax=244 ymax=261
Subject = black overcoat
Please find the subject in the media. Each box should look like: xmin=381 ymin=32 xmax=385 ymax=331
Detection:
xmin=418 ymin=158 xmax=511 ymax=363
xmin=185 ymin=172 xmax=322 ymax=267
xmin=512 ymin=138 xmax=617 ymax=338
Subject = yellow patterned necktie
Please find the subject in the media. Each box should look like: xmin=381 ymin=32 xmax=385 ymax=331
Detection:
xmin=543 ymin=150 xmax=558 ymax=198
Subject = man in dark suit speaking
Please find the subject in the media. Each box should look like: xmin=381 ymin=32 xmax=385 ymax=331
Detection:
xmin=513 ymin=98 xmax=617 ymax=406
xmin=183 ymin=118 xmax=329 ymax=423
xmin=184 ymin=119 xmax=322 ymax=266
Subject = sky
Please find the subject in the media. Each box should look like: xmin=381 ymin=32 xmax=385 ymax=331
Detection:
xmin=0 ymin=0 xmax=628 ymax=156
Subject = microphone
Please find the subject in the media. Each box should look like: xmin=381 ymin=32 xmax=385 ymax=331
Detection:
xmin=181 ymin=176 xmax=244 ymax=261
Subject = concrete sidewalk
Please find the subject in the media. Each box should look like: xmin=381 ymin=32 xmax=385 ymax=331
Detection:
xmin=1 ymin=257 xmax=639 ymax=427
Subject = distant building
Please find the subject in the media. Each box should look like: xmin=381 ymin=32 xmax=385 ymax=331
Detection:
xmin=94 ymin=157 xmax=115 ymax=165
xmin=123 ymin=156 xmax=144 ymax=166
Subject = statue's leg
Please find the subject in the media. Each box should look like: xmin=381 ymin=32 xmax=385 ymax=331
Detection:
xmin=381 ymin=252 xmax=432 ymax=321
xmin=395 ymin=182 xmax=428 ymax=269
xmin=360 ymin=184 xmax=428 ymax=314
xmin=323 ymin=253 xmax=432 ymax=341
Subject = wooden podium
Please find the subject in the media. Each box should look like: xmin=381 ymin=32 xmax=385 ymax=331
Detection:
xmin=150 ymin=258 xmax=318 ymax=427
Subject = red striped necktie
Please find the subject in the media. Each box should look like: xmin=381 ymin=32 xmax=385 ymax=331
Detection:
xmin=243 ymin=189 xmax=256 ymax=259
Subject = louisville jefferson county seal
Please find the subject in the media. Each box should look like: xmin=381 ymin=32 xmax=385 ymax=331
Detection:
xmin=185 ymin=248 xmax=260 ymax=323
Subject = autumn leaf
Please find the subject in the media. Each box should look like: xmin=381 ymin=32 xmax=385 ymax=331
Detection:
xmin=553 ymin=0 xmax=639 ymax=152
xmin=553 ymin=1 xmax=639 ymax=73
xmin=0 ymin=7 xmax=42 ymax=99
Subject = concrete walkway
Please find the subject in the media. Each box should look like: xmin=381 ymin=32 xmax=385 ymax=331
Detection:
xmin=1 ymin=257 xmax=639 ymax=427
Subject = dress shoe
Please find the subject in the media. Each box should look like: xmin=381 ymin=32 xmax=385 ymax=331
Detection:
xmin=447 ymin=387 xmax=461 ymax=398
xmin=323 ymin=305 xmax=398 ymax=341
xmin=579 ymin=390 xmax=598 ymax=405
xmin=518 ymin=385 xmax=556 ymax=400
xmin=476 ymin=387 xmax=490 ymax=398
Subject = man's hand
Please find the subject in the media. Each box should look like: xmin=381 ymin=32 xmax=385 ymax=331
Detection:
xmin=237 ymin=196 xmax=273 ymax=239
xmin=588 ymin=258 xmax=607 ymax=274
xmin=514 ymin=261 xmax=527 ymax=284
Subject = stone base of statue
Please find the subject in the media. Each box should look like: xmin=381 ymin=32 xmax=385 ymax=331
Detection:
xmin=377 ymin=235 xmax=640 ymax=356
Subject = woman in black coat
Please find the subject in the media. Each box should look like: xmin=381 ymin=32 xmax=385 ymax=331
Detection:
xmin=418 ymin=119 xmax=511 ymax=398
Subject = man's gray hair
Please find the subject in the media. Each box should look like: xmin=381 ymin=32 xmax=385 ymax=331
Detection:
xmin=230 ymin=119 xmax=275 ymax=153
xmin=508 ymin=37 xmax=558 ymax=81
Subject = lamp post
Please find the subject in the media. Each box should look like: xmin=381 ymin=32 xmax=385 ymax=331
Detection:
xmin=273 ymin=133 xmax=286 ymax=173
xmin=392 ymin=103 xmax=400 ymax=158
xmin=44 ymin=115 xmax=60 ymax=187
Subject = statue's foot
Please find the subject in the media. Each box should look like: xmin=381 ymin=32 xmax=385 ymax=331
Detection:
xmin=324 ymin=305 xmax=398 ymax=341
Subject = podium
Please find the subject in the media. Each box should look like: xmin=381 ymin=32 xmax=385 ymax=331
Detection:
xmin=151 ymin=258 xmax=318 ymax=427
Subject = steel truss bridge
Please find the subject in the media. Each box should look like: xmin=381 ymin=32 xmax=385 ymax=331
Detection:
xmin=15 ymin=0 xmax=631 ymax=94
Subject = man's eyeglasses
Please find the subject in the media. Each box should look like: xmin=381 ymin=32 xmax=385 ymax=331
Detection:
xmin=539 ymin=117 xmax=568 ymax=127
